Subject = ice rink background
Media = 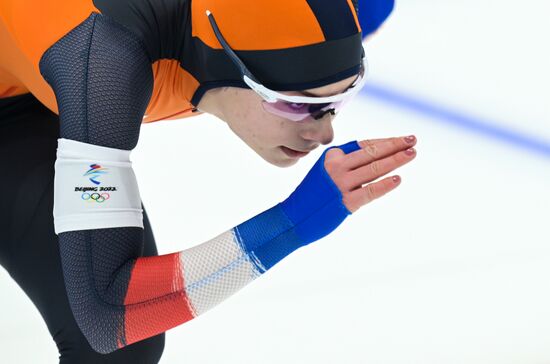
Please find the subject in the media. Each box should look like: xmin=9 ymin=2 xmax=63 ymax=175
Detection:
xmin=1 ymin=0 xmax=549 ymax=363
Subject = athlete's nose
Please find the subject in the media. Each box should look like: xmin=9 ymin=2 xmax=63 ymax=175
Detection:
xmin=300 ymin=114 xmax=335 ymax=145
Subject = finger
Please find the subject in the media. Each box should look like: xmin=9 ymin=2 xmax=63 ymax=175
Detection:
xmin=342 ymin=175 xmax=401 ymax=213
xmin=344 ymin=147 xmax=416 ymax=189
xmin=344 ymin=135 xmax=416 ymax=171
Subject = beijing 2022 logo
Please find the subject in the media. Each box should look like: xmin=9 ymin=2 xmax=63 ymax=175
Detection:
xmin=77 ymin=164 xmax=114 ymax=203
xmin=84 ymin=164 xmax=107 ymax=185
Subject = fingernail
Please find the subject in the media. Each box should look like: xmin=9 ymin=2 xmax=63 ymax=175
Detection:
xmin=404 ymin=135 xmax=416 ymax=144
xmin=404 ymin=148 xmax=416 ymax=156
xmin=392 ymin=175 xmax=401 ymax=183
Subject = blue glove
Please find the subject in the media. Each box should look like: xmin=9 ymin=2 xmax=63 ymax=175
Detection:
xmin=235 ymin=141 xmax=361 ymax=272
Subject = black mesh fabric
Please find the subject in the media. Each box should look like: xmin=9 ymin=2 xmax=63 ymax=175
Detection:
xmin=86 ymin=13 xmax=153 ymax=150
xmin=58 ymin=230 xmax=128 ymax=353
xmin=89 ymin=228 xmax=143 ymax=305
xmin=39 ymin=12 xmax=154 ymax=354
xmin=39 ymin=12 xmax=152 ymax=150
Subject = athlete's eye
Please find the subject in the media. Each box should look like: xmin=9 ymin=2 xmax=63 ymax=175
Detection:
xmin=285 ymin=102 xmax=307 ymax=111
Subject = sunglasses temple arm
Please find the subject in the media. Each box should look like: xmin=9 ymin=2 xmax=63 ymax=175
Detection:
xmin=206 ymin=10 xmax=262 ymax=85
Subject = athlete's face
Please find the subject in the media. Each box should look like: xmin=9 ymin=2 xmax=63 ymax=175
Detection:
xmin=197 ymin=74 xmax=358 ymax=168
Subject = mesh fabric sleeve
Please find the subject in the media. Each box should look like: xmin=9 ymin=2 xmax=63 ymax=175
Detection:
xmin=39 ymin=11 xmax=357 ymax=355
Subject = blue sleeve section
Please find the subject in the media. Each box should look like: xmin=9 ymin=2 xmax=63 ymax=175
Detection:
xmin=234 ymin=204 xmax=299 ymax=273
xmin=359 ymin=0 xmax=395 ymax=38
xmin=234 ymin=141 xmax=361 ymax=272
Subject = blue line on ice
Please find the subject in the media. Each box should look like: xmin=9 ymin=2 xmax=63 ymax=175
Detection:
xmin=360 ymin=83 xmax=550 ymax=159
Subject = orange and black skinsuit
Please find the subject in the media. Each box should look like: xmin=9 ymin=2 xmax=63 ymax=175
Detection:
xmin=0 ymin=0 xmax=391 ymax=362
xmin=1 ymin=0 xmax=364 ymax=121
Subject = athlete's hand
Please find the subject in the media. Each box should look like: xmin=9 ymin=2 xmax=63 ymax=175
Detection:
xmin=324 ymin=135 xmax=417 ymax=213
xmin=278 ymin=136 xmax=416 ymax=248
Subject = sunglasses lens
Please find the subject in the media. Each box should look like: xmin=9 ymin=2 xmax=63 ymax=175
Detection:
xmin=307 ymin=103 xmax=332 ymax=113
xmin=262 ymin=101 xmax=311 ymax=121
xmin=310 ymin=101 xmax=346 ymax=119
xmin=263 ymin=101 xmax=346 ymax=122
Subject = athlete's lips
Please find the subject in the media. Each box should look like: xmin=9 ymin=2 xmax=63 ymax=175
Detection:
xmin=280 ymin=146 xmax=313 ymax=158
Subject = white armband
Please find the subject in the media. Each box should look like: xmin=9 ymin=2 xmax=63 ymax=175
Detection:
xmin=53 ymin=138 xmax=143 ymax=234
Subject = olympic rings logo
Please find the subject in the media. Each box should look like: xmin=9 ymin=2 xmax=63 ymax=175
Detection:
xmin=81 ymin=192 xmax=110 ymax=203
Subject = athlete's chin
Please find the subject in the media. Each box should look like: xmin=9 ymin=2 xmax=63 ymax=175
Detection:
xmin=275 ymin=158 xmax=299 ymax=168
xmin=261 ymin=151 xmax=299 ymax=168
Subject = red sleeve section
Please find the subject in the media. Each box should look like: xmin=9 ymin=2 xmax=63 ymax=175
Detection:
xmin=123 ymin=252 xmax=195 ymax=346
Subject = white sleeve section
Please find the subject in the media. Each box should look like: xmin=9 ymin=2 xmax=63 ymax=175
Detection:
xmin=179 ymin=230 xmax=262 ymax=316
xmin=53 ymin=138 xmax=143 ymax=234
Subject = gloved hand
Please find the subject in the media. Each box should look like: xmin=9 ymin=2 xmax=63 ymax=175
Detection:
xmin=237 ymin=135 xmax=417 ymax=272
